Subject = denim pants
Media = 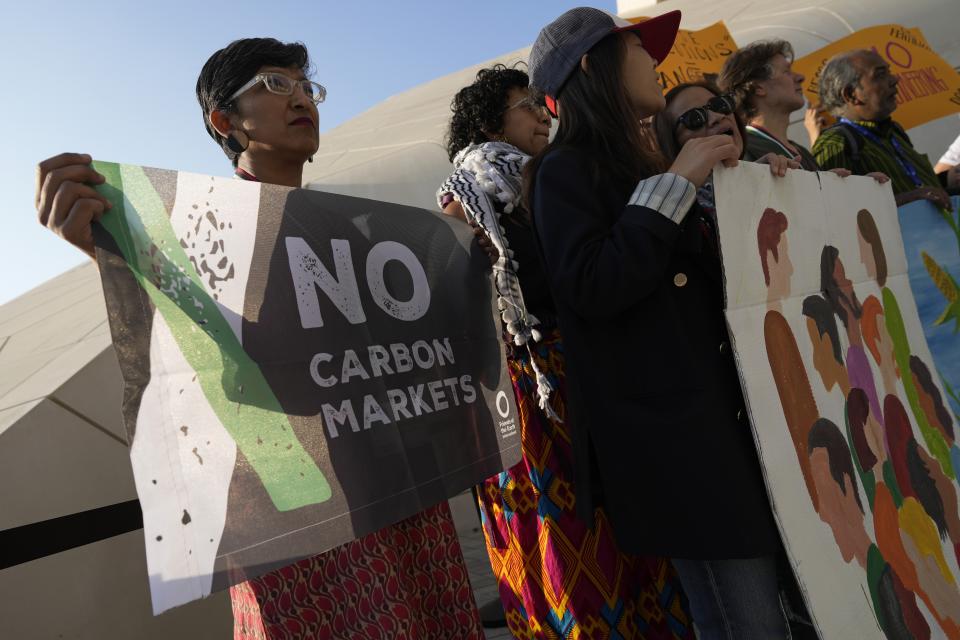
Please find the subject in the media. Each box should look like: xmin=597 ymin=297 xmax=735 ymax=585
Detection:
xmin=672 ymin=555 xmax=792 ymax=639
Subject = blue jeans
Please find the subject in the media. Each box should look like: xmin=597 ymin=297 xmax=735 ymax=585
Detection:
xmin=672 ymin=555 xmax=791 ymax=639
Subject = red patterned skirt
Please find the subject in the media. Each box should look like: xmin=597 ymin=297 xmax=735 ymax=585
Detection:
xmin=478 ymin=330 xmax=692 ymax=639
xmin=231 ymin=501 xmax=482 ymax=639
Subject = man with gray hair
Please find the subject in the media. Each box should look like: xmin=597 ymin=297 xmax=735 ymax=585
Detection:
xmin=812 ymin=49 xmax=950 ymax=208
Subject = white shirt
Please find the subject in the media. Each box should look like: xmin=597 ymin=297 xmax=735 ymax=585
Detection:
xmin=939 ymin=127 xmax=960 ymax=167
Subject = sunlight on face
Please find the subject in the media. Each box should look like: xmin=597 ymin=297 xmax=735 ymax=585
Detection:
xmin=496 ymin=87 xmax=551 ymax=156
xmin=232 ymin=65 xmax=320 ymax=161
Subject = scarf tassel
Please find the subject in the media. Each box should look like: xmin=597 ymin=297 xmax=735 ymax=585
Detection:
xmin=528 ymin=347 xmax=561 ymax=423
xmin=440 ymin=142 xmax=558 ymax=412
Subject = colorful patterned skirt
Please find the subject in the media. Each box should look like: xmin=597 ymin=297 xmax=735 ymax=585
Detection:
xmin=478 ymin=330 xmax=692 ymax=640
xmin=231 ymin=501 xmax=483 ymax=639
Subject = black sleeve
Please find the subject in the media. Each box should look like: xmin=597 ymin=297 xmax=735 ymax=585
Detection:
xmin=532 ymin=151 xmax=684 ymax=319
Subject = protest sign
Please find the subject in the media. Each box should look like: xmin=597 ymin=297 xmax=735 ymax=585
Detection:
xmin=716 ymin=164 xmax=960 ymax=638
xmin=628 ymin=18 xmax=738 ymax=93
xmin=93 ymin=162 xmax=521 ymax=613
xmin=793 ymin=25 xmax=960 ymax=130
xmin=899 ymin=196 xmax=960 ymax=417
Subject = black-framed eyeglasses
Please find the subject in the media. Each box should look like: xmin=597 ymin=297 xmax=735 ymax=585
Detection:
xmin=673 ymin=94 xmax=736 ymax=132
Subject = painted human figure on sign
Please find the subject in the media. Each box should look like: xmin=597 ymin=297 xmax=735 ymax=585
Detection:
xmin=857 ymin=208 xmax=957 ymax=482
xmin=759 ymin=208 xmax=820 ymax=510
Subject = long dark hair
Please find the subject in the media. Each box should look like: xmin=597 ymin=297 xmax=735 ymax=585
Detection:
xmin=653 ymin=81 xmax=748 ymax=162
xmin=523 ymin=33 xmax=666 ymax=208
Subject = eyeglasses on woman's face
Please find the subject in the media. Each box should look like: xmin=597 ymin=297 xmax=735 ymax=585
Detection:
xmin=230 ymin=72 xmax=327 ymax=105
xmin=505 ymin=96 xmax=549 ymax=117
xmin=673 ymin=94 xmax=736 ymax=132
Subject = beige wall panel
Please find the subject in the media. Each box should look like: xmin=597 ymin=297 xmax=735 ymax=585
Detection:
xmin=0 ymin=400 xmax=135 ymax=530
xmin=0 ymin=530 xmax=232 ymax=640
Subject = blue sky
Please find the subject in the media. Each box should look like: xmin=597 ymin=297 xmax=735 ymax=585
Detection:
xmin=1 ymin=0 xmax=614 ymax=304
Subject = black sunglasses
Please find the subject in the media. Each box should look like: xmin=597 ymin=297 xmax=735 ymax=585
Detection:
xmin=673 ymin=94 xmax=737 ymax=132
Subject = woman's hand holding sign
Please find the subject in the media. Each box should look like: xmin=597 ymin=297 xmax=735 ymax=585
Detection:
xmin=668 ymin=135 xmax=740 ymax=187
xmin=35 ymin=152 xmax=112 ymax=260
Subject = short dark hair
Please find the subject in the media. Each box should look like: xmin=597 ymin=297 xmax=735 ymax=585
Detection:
xmin=757 ymin=207 xmax=789 ymax=287
xmin=820 ymin=245 xmax=861 ymax=328
xmin=652 ymin=81 xmax=748 ymax=163
xmin=856 ymin=209 xmax=887 ymax=287
xmin=808 ymin=417 xmax=863 ymax=513
xmin=846 ymin=388 xmax=878 ymax=470
xmin=907 ymin=439 xmax=948 ymax=537
xmin=445 ymin=64 xmax=530 ymax=162
xmin=802 ymin=294 xmax=843 ymax=366
xmin=717 ymin=39 xmax=795 ymax=120
xmin=910 ymin=355 xmax=955 ymax=442
xmin=196 ymin=38 xmax=311 ymax=167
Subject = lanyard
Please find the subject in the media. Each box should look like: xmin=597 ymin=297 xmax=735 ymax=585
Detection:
xmin=839 ymin=118 xmax=922 ymax=187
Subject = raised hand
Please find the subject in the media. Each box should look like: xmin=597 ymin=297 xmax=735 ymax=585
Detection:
xmin=667 ymin=135 xmax=740 ymax=187
xmin=35 ymin=153 xmax=112 ymax=260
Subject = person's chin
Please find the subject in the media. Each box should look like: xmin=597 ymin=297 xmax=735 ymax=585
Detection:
xmin=639 ymin=94 xmax=666 ymax=118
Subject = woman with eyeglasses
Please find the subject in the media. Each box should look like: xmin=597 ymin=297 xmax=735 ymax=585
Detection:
xmin=437 ymin=64 xmax=692 ymax=640
xmin=34 ymin=37 xmax=483 ymax=640
xmin=524 ymin=8 xmax=798 ymax=638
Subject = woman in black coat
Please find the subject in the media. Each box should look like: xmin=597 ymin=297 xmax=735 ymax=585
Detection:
xmin=524 ymin=8 xmax=794 ymax=639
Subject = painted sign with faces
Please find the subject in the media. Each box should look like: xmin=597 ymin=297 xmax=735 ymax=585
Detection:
xmin=716 ymin=163 xmax=960 ymax=638
xmin=92 ymin=162 xmax=520 ymax=614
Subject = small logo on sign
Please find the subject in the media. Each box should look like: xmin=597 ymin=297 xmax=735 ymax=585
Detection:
xmin=496 ymin=390 xmax=511 ymax=418
xmin=495 ymin=390 xmax=517 ymax=437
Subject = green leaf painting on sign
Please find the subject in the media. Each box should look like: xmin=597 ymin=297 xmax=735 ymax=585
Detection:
xmin=922 ymin=250 xmax=960 ymax=332
xmin=94 ymin=161 xmax=332 ymax=511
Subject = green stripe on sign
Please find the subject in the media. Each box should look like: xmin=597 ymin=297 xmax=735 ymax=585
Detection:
xmin=95 ymin=161 xmax=332 ymax=511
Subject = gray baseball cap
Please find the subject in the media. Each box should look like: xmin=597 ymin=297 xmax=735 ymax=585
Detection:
xmin=529 ymin=7 xmax=682 ymax=114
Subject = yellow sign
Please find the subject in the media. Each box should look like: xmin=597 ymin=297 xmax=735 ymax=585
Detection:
xmin=792 ymin=25 xmax=960 ymax=130
xmin=627 ymin=19 xmax=738 ymax=93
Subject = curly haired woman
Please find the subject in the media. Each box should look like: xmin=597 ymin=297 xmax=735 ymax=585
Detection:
xmin=437 ymin=64 xmax=692 ymax=640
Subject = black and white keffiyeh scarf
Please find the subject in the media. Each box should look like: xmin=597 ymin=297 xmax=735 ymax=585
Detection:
xmin=437 ymin=141 xmax=559 ymax=420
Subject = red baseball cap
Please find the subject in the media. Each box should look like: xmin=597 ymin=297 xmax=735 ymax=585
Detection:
xmin=622 ymin=11 xmax=683 ymax=66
